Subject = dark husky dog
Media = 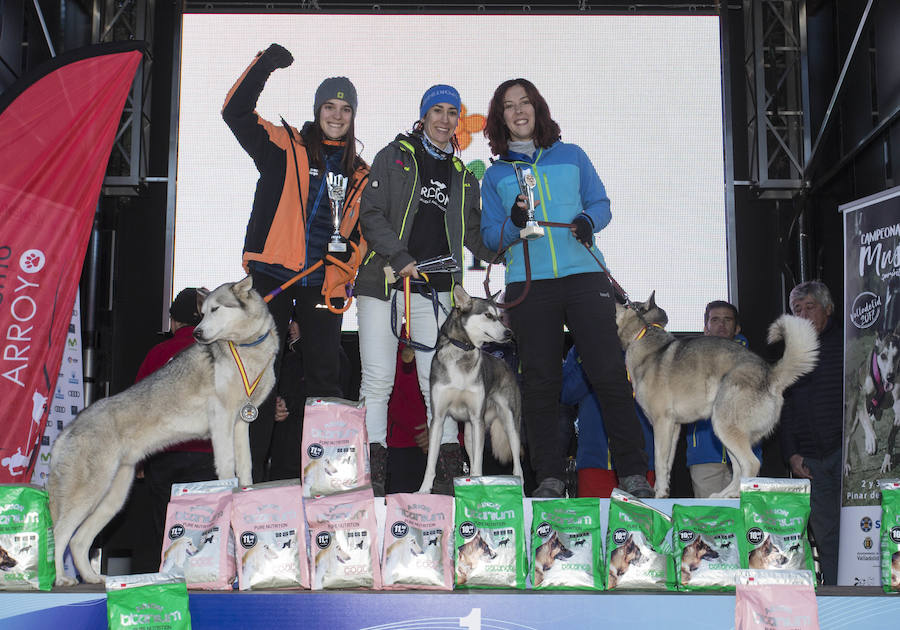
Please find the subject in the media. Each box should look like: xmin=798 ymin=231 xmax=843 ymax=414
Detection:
xmin=418 ymin=286 xmax=523 ymax=493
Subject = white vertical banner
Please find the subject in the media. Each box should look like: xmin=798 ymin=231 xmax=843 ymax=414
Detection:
xmin=30 ymin=292 xmax=84 ymax=487
xmin=838 ymin=185 xmax=900 ymax=586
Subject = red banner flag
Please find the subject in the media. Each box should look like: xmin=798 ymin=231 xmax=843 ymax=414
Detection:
xmin=0 ymin=43 xmax=143 ymax=482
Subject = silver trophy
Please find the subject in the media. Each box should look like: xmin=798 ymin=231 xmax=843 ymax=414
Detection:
xmin=513 ymin=165 xmax=544 ymax=240
xmin=326 ymin=172 xmax=349 ymax=252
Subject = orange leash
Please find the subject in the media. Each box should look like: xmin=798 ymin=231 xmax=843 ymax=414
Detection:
xmin=263 ymin=240 xmax=362 ymax=314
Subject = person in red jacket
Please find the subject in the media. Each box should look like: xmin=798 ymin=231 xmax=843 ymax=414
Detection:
xmin=139 ymin=288 xmax=216 ymax=567
xmin=385 ymin=339 xmax=429 ymax=493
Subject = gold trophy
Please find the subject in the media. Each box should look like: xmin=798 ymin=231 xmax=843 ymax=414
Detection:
xmin=326 ymin=172 xmax=348 ymax=252
xmin=514 ymin=165 xmax=544 ymax=240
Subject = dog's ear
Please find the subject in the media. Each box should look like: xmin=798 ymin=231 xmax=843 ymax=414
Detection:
xmin=233 ymin=275 xmax=254 ymax=297
xmin=490 ymin=290 xmax=502 ymax=304
xmin=646 ymin=291 xmax=657 ymax=310
xmin=453 ymin=284 xmax=472 ymax=311
xmin=195 ymin=288 xmax=209 ymax=311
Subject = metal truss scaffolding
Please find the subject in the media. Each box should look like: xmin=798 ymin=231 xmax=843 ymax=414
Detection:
xmin=93 ymin=0 xmax=154 ymax=192
xmin=743 ymin=0 xmax=810 ymax=199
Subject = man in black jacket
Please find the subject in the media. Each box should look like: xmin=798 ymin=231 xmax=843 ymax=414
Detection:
xmin=780 ymin=280 xmax=842 ymax=584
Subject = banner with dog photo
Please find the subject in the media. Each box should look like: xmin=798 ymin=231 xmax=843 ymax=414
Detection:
xmin=839 ymin=185 xmax=900 ymax=586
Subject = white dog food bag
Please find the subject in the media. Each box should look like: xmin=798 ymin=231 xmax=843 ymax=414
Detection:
xmin=734 ymin=570 xmax=819 ymax=630
xmin=740 ymin=478 xmax=813 ymax=575
xmin=306 ymin=488 xmax=382 ymax=590
xmin=382 ymin=493 xmax=454 ymax=590
xmin=106 ymin=572 xmax=191 ymax=630
xmin=530 ymin=498 xmax=603 ymax=590
xmin=453 ymin=476 xmax=527 ymax=589
xmin=605 ymin=489 xmax=676 ymax=591
xmin=672 ymin=504 xmax=745 ymax=591
xmin=0 ymin=485 xmax=54 ymax=591
xmin=301 ymin=398 xmax=370 ymax=497
xmin=231 ymin=479 xmax=310 ymax=590
xmin=160 ymin=478 xmax=237 ymax=590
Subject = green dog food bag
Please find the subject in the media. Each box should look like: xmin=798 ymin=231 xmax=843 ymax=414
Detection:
xmin=878 ymin=479 xmax=900 ymax=593
xmin=453 ymin=476 xmax=526 ymax=589
xmin=106 ymin=572 xmax=192 ymax=630
xmin=0 ymin=485 xmax=54 ymax=591
xmin=530 ymin=497 xmax=603 ymax=590
xmin=605 ymin=489 xmax=675 ymax=591
xmin=672 ymin=504 xmax=744 ymax=591
xmin=740 ymin=477 xmax=813 ymax=574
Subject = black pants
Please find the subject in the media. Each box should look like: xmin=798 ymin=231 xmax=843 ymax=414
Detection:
xmin=249 ymin=270 xmax=343 ymax=482
xmin=505 ymin=272 xmax=648 ymax=484
xmin=143 ymin=450 xmax=217 ymax=568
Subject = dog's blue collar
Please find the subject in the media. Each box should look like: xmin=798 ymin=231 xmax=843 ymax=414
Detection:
xmin=448 ymin=337 xmax=476 ymax=352
xmin=239 ymin=331 xmax=270 ymax=347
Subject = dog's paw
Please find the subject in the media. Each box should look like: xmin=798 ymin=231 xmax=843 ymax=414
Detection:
xmin=865 ymin=430 xmax=877 ymax=455
xmin=54 ymin=575 xmax=78 ymax=588
xmin=882 ymin=453 xmax=893 ymax=474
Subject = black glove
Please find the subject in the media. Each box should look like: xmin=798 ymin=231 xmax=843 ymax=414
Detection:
xmin=510 ymin=195 xmax=528 ymax=229
xmin=324 ymin=238 xmax=353 ymax=264
xmin=571 ymin=213 xmax=594 ymax=246
xmin=259 ymin=43 xmax=294 ymax=71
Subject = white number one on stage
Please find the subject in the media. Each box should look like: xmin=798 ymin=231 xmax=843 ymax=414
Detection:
xmin=459 ymin=608 xmax=481 ymax=630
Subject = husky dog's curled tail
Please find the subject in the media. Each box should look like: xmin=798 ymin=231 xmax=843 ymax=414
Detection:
xmin=766 ymin=315 xmax=820 ymax=394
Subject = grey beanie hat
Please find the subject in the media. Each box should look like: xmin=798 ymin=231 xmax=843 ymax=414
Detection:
xmin=314 ymin=77 xmax=358 ymax=117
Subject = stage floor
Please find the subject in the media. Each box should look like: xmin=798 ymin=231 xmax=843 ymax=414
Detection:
xmin=1 ymin=585 xmax=897 ymax=630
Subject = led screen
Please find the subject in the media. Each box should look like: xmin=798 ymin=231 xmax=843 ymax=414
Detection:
xmin=175 ymin=13 xmax=727 ymax=331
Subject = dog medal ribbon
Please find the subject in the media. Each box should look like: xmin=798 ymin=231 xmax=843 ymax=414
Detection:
xmin=326 ymin=172 xmax=349 ymax=252
xmin=228 ymin=341 xmax=265 ymax=423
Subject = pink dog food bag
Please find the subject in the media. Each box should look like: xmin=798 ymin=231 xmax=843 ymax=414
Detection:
xmin=382 ymin=493 xmax=454 ymax=590
xmin=735 ymin=570 xmax=819 ymax=630
xmin=306 ymin=488 xmax=382 ymax=590
xmin=160 ymin=478 xmax=237 ymax=590
xmin=301 ymin=398 xmax=370 ymax=497
xmin=231 ymin=480 xmax=310 ymax=590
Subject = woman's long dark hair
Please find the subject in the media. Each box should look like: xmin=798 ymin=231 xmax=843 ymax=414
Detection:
xmin=301 ymin=113 xmax=366 ymax=173
xmin=483 ymin=78 xmax=561 ymax=157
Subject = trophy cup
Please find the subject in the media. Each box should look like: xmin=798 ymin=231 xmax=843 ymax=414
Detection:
xmin=326 ymin=172 xmax=348 ymax=252
xmin=513 ymin=165 xmax=544 ymax=240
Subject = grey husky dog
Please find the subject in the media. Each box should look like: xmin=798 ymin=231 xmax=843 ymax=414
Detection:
xmin=417 ymin=286 xmax=523 ymax=493
xmin=615 ymin=293 xmax=819 ymax=498
xmin=49 ymin=276 xmax=278 ymax=585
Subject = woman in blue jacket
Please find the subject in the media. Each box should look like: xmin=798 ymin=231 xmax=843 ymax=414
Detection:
xmin=480 ymin=78 xmax=652 ymax=498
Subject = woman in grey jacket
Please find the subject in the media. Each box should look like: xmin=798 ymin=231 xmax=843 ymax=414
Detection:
xmin=357 ymin=84 xmax=495 ymax=495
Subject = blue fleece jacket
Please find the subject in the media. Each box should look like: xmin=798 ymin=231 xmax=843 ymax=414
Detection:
xmin=481 ymin=140 xmax=610 ymax=284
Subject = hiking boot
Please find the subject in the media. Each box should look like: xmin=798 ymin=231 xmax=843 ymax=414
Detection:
xmin=618 ymin=473 xmax=654 ymax=498
xmin=432 ymin=443 xmax=463 ymax=496
xmin=532 ymin=477 xmax=565 ymax=498
xmin=369 ymin=443 xmax=386 ymax=497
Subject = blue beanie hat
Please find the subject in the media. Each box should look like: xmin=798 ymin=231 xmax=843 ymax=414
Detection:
xmin=419 ymin=84 xmax=461 ymax=120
